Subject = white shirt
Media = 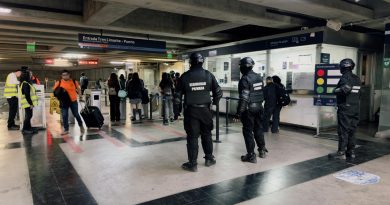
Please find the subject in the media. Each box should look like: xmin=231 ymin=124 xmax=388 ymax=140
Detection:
xmin=6 ymin=72 xmax=20 ymax=98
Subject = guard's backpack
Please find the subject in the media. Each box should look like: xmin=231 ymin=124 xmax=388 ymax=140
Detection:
xmin=277 ymin=85 xmax=291 ymax=106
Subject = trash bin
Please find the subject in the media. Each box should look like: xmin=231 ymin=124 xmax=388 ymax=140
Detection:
xmin=90 ymin=89 xmax=101 ymax=109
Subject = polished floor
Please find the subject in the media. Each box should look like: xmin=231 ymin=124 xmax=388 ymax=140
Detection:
xmin=0 ymin=100 xmax=389 ymax=205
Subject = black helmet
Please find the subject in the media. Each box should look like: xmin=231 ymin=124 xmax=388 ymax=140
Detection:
xmin=339 ymin=58 xmax=355 ymax=74
xmin=239 ymin=57 xmax=255 ymax=74
xmin=189 ymin=53 xmax=204 ymax=67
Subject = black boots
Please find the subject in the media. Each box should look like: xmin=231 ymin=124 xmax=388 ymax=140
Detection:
xmin=328 ymin=151 xmax=346 ymax=160
xmin=138 ymin=109 xmax=142 ymax=122
xmin=182 ymin=162 xmax=198 ymax=172
xmin=205 ymin=155 xmax=216 ymax=167
xmin=258 ymin=147 xmax=268 ymax=158
xmin=241 ymin=153 xmax=257 ymax=163
xmin=131 ymin=109 xmax=137 ymax=121
xmin=183 ymin=144 xmax=199 ymax=172
xmin=346 ymin=150 xmax=356 ymax=159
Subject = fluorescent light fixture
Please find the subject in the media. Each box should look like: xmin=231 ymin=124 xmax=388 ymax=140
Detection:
xmin=63 ymin=53 xmax=87 ymax=59
xmin=149 ymin=58 xmax=178 ymax=62
xmin=110 ymin=61 xmax=125 ymax=65
xmin=45 ymin=58 xmax=72 ymax=67
xmin=0 ymin=7 xmax=12 ymax=13
xmin=125 ymin=59 xmax=141 ymax=62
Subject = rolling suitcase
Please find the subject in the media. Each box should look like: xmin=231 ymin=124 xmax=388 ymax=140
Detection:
xmin=80 ymin=105 xmax=104 ymax=129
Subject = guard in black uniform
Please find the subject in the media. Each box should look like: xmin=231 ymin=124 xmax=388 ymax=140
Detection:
xmin=329 ymin=58 xmax=361 ymax=159
xmin=234 ymin=57 xmax=267 ymax=163
xmin=174 ymin=53 xmax=223 ymax=172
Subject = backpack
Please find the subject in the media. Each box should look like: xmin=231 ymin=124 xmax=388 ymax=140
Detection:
xmin=277 ymin=85 xmax=291 ymax=106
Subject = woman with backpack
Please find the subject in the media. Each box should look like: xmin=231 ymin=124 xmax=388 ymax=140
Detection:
xmin=126 ymin=72 xmax=143 ymax=122
xmin=107 ymin=73 xmax=121 ymax=124
xmin=159 ymin=72 xmax=175 ymax=125
xmin=270 ymin=75 xmax=290 ymax=133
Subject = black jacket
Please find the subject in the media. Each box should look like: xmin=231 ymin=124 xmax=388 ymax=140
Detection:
xmin=21 ymin=81 xmax=33 ymax=106
xmin=263 ymin=83 xmax=277 ymax=109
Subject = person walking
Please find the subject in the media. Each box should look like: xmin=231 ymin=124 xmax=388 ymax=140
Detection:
xmin=159 ymin=72 xmax=175 ymax=125
xmin=107 ymin=73 xmax=121 ymax=125
xmin=263 ymin=76 xmax=279 ymax=133
xmin=79 ymin=72 xmax=89 ymax=95
xmin=53 ymin=70 xmax=85 ymax=135
xmin=4 ymin=68 xmax=22 ymax=130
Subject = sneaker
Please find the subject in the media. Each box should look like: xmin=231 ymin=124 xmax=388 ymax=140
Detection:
xmin=181 ymin=162 xmax=198 ymax=172
xmin=170 ymin=118 xmax=174 ymax=122
xmin=241 ymin=153 xmax=257 ymax=163
xmin=328 ymin=151 xmax=346 ymax=160
xmin=163 ymin=120 xmax=169 ymax=126
xmin=61 ymin=130 xmax=69 ymax=135
xmin=22 ymin=129 xmax=34 ymax=135
xmin=205 ymin=158 xmax=216 ymax=167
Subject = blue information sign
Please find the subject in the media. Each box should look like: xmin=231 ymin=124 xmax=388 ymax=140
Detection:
xmin=78 ymin=34 xmax=166 ymax=53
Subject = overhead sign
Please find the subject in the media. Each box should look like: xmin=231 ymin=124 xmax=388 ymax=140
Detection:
xmin=78 ymin=60 xmax=98 ymax=65
xmin=183 ymin=31 xmax=323 ymax=58
xmin=78 ymin=34 xmax=166 ymax=53
xmin=27 ymin=41 xmax=36 ymax=53
xmin=44 ymin=59 xmax=54 ymax=64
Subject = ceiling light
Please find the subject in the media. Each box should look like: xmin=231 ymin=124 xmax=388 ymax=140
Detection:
xmin=0 ymin=7 xmax=12 ymax=14
xmin=125 ymin=59 xmax=141 ymax=63
xmin=149 ymin=58 xmax=178 ymax=62
xmin=63 ymin=53 xmax=87 ymax=59
xmin=110 ymin=61 xmax=125 ymax=65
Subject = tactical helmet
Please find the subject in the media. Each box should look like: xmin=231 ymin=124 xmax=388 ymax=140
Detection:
xmin=189 ymin=53 xmax=204 ymax=67
xmin=339 ymin=58 xmax=355 ymax=74
xmin=239 ymin=57 xmax=255 ymax=74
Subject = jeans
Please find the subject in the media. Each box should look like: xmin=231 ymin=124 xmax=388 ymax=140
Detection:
xmin=23 ymin=107 xmax=33 ymax=131
xmin=162 ymin=95 xmax=174 ymax=120
xmin=61 ymin=101 xmax=83 ymax=131
xmin=263 ymin=105 xmax=282 ymax=133
xmin=7 ymin=97 xmax=18 ymax=127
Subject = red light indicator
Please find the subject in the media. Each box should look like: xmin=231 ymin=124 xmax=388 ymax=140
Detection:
xmin=317 ymin=69 xmax=325 ymax=77
xmin=45 ymin=59 xmax=54 ymax=64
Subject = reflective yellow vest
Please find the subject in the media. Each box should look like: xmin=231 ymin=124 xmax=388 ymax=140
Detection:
xmin=4 ymin=73 xmax=18 ymax=97
xmin=19 ymin=82 xmax=38 ymax=109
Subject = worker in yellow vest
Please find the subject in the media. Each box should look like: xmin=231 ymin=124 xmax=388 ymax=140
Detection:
xmin=4 ymin=68 xmax=22 ymax=130
xmin=19 ymin=69 xmax=38 ymax=135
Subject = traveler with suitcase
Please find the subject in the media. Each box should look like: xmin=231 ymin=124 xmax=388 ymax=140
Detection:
xmin=53 ymin=70 xmax=85 ymax=135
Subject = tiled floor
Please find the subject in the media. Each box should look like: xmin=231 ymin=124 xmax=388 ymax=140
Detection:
xmin=0 ymin=100 xmax=389 ymax=205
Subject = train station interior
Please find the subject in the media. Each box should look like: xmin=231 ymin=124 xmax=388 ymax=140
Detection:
xmin=0 ymin=0 xmax=389 ymax=204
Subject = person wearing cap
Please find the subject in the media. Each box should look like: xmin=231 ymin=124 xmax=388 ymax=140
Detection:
xmin=4 ymin=68 xmax=23 ymax=130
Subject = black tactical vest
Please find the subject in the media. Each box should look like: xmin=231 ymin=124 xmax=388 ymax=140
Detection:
xmin=182 ymin=69 xmax=212 ymax=105
xmin=336 ymin=72 xmax=361 ymax=108
xmin=247 ymin=72 xmax=264 ymax=104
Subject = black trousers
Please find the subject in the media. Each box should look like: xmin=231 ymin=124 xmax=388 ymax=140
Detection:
xmin=109 ymin=95 xmax=121 ymax=121
xmin=337 ymin=105 xmax=359 ymax=152
xmin=241 ymin=109 xmax=265 ymax=154
xmin=7 ymin=97 xmax=18 ymax=128
xmin=263 ymin=105 xmax=281 ymax=133
xmin=23 ymin=107 xmax=33 ymax=131
xmin=183 ymin=107 xmax=214 ymax=163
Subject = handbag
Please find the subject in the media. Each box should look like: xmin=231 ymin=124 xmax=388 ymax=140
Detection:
xmin=108 ymin=87 xmax=117 ymax=95
xmin=118 ymin=82 xmax=127 ymax=98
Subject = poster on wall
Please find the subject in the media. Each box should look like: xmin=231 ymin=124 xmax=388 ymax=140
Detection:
xmin=224 ymin=62 xmax=229 ymax=71
xmin=231 ymin=58 xmax=241 ymax=81
xmin=321 ymin=53 xmax=330 ymax=64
